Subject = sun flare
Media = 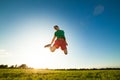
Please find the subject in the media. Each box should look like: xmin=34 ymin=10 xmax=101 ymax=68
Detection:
xmin=18 ymin=34 xmax=61 ymax=69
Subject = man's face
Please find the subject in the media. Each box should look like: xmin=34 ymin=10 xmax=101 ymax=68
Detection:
xmin=54 ymin=27 xmax=59 ymax=30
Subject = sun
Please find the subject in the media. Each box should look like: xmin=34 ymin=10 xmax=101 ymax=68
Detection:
xmin=21 ymin=40 xmax=51 ymax=69
xmin=20 ymin=36 xmax=61 ymax=69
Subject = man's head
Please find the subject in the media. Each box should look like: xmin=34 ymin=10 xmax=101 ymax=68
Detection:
xmin=54 ymin=25 xmax=59 ymax=30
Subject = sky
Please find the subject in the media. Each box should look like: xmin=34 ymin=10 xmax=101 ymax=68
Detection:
xmin=0 ymin=0 xmax=120 ymax=69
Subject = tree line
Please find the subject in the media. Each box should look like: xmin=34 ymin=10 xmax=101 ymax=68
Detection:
xmin=0 ymin=64 xmax=120 ymax=70
xmin=56 ymin=68 xmax=120 ymax=70
xmin=0 ymin=64 xmax=32 ymax=69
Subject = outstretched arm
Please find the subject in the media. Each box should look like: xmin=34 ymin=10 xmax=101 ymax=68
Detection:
xmin=64 ymin=37 xmax=68 ymax=46
xmin=50 ymin=35 xmax=56 ymax=45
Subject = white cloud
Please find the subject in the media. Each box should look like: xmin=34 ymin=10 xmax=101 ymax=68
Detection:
xmin=93 ymin=5 xmax=104 ymax=16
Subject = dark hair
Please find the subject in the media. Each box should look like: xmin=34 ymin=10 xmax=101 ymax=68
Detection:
xmin=54 ymin=25 xmax=59 ymax=28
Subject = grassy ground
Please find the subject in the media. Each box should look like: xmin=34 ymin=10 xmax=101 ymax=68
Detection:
xmin=0 ymin=69 xmax=120 ymax=80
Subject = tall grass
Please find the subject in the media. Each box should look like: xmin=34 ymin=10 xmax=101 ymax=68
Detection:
xmin=0 ymin=69 xmax=120 ymax=80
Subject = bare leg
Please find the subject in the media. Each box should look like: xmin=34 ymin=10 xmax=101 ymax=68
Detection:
xmin=50 ymin=46 xmax=56 ymax=52
xmin=63 ymin=49 xmax=68 ymax=55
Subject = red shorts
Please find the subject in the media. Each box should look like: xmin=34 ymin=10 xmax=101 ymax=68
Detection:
xmin=53 ymin=39 xmax=67 ymax=50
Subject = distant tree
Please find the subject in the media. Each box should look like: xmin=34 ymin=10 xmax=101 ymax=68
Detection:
xmin=0 ymin=64 xmax=8 ymax=68
xmin=15 ymin=64 xmax=18 ymax=68
xmin=9 ymin=65 xmax=14 ymax=69
xmin=0 ymin=64 xmax=4 ymax=68
xmin=4 ymin=65 xmax=8 ymax=68
xmin=18 ymin=64 xmax=28 ymax=69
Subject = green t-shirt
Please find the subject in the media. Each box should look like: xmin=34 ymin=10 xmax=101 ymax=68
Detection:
xmin=55 ymin=30 xmax=65 ymax=39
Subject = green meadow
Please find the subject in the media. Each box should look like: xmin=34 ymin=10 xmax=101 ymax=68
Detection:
xmin=0 ymin=69 xmax=120 ymax=80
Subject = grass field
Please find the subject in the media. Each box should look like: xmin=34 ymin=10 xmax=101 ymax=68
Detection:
xmin=0 ymin=69 xmax=120 ymax=80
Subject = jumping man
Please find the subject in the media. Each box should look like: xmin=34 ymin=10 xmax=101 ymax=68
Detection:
xmin=44 ymin=25 xmax=68 ymax=55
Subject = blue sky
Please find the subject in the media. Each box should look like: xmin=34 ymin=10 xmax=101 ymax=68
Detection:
xmin=0 ymin=0 xmax=120 ymax=69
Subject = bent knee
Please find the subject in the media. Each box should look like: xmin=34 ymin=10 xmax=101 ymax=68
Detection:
xmin=50 ymin=49 xmax=55 ymax=52
xmin=50 ymin=47 xmax=56 ymax=52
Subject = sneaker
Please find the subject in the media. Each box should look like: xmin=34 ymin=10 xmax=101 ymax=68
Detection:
xmin=44 ymin=44 xmax=51 ymax=48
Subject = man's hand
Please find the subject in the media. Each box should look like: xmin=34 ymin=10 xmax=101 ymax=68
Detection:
xmin=44 ymin=44 xmax=51 ymax=48
xmin=66 ymin=42 xmax=68 ymax=46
